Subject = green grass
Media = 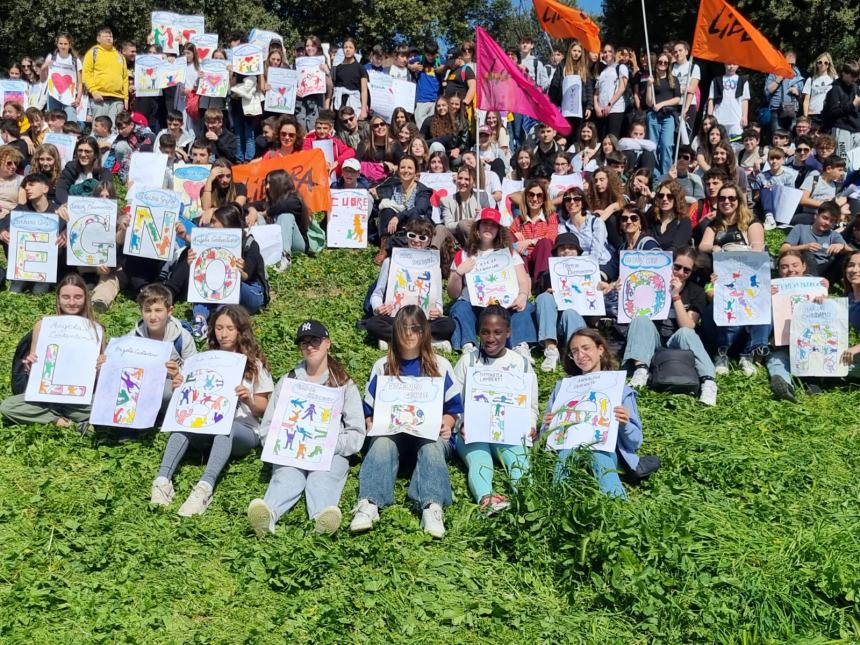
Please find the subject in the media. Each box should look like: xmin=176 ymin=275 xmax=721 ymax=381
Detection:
xmin=1 ymin=243 xmax=859 ymax=643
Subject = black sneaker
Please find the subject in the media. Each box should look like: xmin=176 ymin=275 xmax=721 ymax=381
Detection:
xmin=769 ymin=375 xmax=796 ymax=403
xmin=92 ymin=300 xmax=108 ymax=314
xmin=806 ymin=383 xmax=823 ymax=396
xmin=630 ymin=455 xmax=661 ymax=482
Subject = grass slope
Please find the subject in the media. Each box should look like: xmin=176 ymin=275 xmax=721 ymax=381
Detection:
xmin=0 ymin=245 xmax=859 ymax=644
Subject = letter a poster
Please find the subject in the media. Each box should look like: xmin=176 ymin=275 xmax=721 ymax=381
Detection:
xmin=163 ymin=351 xmax=247 ymax=435
xmin=25 ymin=315 xmax=102 ymax=405
xmin=466 ymin=250 xmax=520 ymax=307
xmin=261 ymin=379 xmax=345 ymax=471
xmin=464 ymin=367 xmax=535 ymax=445
xmin=713 ymin=251 xmax=771 ymax=326
xmin=369 ymin=376 xmax=444 ymax=440
xmin=7 ymin=210 xmax=59 ymax=283
xmin=66 ymin=197 xmax=118 ymax=267
xmin=328 ymin=188 xmax=370 ymax=248
xmin=90 ymin=337 xmax=172 ymax=429
xmin=188 ymin=228 xmax=242 ymax=304
xmin=385 ymin=247 xmax=442 ymax=315
xmin=123 ymin=188 xmax=181 ymax=261
xmin=543 ymin=371 xmax=626 ymax=452
xmin=548 ymin=256 xmax=605 ymax=315
xmin=790 ymin=299 xmax=849 ymax=377
xmin=617 ymin=250 xmax=672 ymax=323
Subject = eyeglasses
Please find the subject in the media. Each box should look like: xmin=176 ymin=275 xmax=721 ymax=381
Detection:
xmin=620 ymin=214 xmax=640 ymax=223
xmin=280 ymin=131 xmax=296 ymax=139
xmin=527 ymin=191 xmax=544 ymax=200
xmin=563 ymin=195 xmax=583 ymax=202
xmin=77 ymin=149 xmax=93 ymax=155
xmin=2 ymin=160 xmax=16 ymax=167
xmin=298 ymin=337 xmax=323 ymax=349
xmin=718 ymin=195 xmax=738 ymax=203
xmin=406 ymin=231 xmax=430 ymax=242
xmin=657 ymin=192 xmax=674 ymax=200
xmin=372 ymin=122 xmax=387 ymax=129
xmin=673 ymin=263 xmax=692 ymax=274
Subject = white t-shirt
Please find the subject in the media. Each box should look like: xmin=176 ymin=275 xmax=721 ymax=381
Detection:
xmin=235 ymin=360 xmax=274 ymax=433
xmin=711 ymin=75 xmax=749 ymax=136
xmin=672 ymin=60 xmax=701 ymax=105
xmin=801 ymin=75 xmax=834 ymax=115
xmin=597 ymin=64 xmax=628 ymax=114
xmin=388 ymin=65 xmax=410 ymax=81
xmin=45 ymin=51 xmax=83 ymax=77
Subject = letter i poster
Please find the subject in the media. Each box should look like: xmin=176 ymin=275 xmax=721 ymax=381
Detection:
xmin=25 ymin=316 xmax=102 ymax=404
xmin=188 ymin=228 xmax=242 ymax=304
xmin=543 ymin=371 xmax=626 ymax=452
xmin=163 ymin=351 xmax=247 ymax=435
xmin=617 ymin=250 xmax=673 ymax=323
xmin=369 ymin=376 xmax=444 ymax=440
xmin=464 ymin=367 xmax=535 ymax=445
xmin=261 ymin=379 xmax=345 ymax=471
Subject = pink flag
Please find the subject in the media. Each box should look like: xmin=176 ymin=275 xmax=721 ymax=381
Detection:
xmin=476 ymin=27 xmax=571 ymax=136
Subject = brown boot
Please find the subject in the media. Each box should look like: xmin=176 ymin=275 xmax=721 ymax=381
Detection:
xmin=374 ymin=236 xmax=390 ymax=265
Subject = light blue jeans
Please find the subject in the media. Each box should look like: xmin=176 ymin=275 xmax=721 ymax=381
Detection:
xmin=263 ymin=454 xmax=350 ymax=523
xmin=622 ymin=315 xmax=716 ymax=379
xmin=768 ymin=347 xmax=860 ymax=382
xmin=450 ymin=300 xmax=537 ymax=350
xmin=556 ymin=449 xmax=626 ymax=499
xmin=535 ymin=292 xmax=587 ymax=346
xmin=647 ymin=111 xmax=676 ymax=177
xmin=276 ymin=212 xmax=307 ymax=256
xmin=455 ymin=435 xmax=529 ymax=502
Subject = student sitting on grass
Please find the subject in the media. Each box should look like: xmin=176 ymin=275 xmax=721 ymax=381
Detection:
xmin=780 ymin=201 xmax=850 ymax=283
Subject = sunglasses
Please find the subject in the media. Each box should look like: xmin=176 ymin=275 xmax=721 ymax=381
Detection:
xmin=620 ymin=214 xmax=640 ymax=223
xmin=343 ymin=116 xmax=357 ymax=123
xmin=372 ymin=122 xmax=387 ymax=129
xmin=403 ymin=324 xmax=423 ymax=335
xmin=673 ymin=263 xmax=692 ymax=274
xmin=796 ymin=147 xmax=811 ymax=153
xmin=563 ymin=195 xmax=583 ymax=202
xmin=816 ymin=61 xmax=828 ymax=65
xmin=718 ymin=195 xmax=738 ymax=203
xmin=679 ymin=154 xmax=692 ymax=161
xmin=406 ymin=231 xmax=430 ymax=242
xmin=298 ymin=337 xmax=323 ymax=349
xmin=657 ymin=60 xmax=669 ymax=65
xmin=657 ymin=192 xmax=674 ymax=200
xmin=3 ymin=160 xmax=17 ymax=167
xmin=280 ymin=132 xmax=296 ymax=139
xmin=527 ymin=191 xmax=544 ymax=199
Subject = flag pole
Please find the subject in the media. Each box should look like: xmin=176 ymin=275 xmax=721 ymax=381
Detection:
xmin=475 ymin=28 xmax=482 ymax=202
xmin=640 ymin=0 xmax=656 ymax=107
xmin=673 ymin=55 xmax=694 ymax=163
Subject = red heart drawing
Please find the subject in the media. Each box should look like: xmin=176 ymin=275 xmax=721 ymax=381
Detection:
xmin=197 ymin=48 xmax=211 ymax=59
xmin=145 ymin=67 xmax=155 ymax=77
xmin=182 ymin=29 xmax=195 ymax=41
xmin=205 ymin=74 xmax=222 ymax=87
xmin=243 ymin=56 xmax=254 ymax=63
xmin=430 ymin=188 xmax=448 ymax=207
xmin=50 ymin=73 xmax=74 ymax=96
xmin=277 ymin=87 xmax=286 ymax=95
xmin=183 ymin=181 xmax=203 ymax=200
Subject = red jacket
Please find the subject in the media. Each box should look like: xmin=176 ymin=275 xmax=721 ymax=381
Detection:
xmin=302 ymin=134 xmax=355 ymax=176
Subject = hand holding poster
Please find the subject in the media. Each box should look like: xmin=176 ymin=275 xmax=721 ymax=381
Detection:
xmin=66 ymin=197 xmax=117 ymax=267
xmin=264 ymin=67 xmax=298 ymax=114
xmin=90 ymin=337 xmax=172 ymax=429
xmin=789 ymin=299 xmax=849 ymax=377
xmin=199 ymin=60 xmax=230 ymax=98
xmin=47 ymin=63 xmax=77 ymax=104
xmin=188 ymin=228 xmax=243 ymax=304
xmin=369 ymin=376 xmax=444 ymax=440
xmin=771 ymin=276 xmax=829 ymax=346
xmin=25 ymin=315 xmax=102 ymax=404
xmin=163 ymin=351 xmax=247 ymax=435
xmin=172 ymin=163 xmax=210 ymax=221
xmin=129 ymin=152 xmax=169 ymax=188
xmin=328 ymin=189 xmax=370 ymax=248
xmin=385 ymin=248 xmax=442 ymax=314
xmin=713 ymin=251 xmax=771 ymax=326
xmin=260 ymin=379 xmax=345 ymax=471
xmin=466 ymin=250 xmax=520 ymax=308
xmin=543 ymin=371 xmax=626 ymax=452
xmin=135 ymin=54 xmax=164 ymax=97
xmin=123 ymin=188 xmax=181 ymax=261
xmin=295 ymin=57 xmax=326 ymax=98
xmin=617 ymin=250 xmax=673 ymax=323
xmin=464 ymin=367 xmax=535 ymax=445
xmin=548 ymin=256 xmax=605 ymax=314
xmin=232 ymin=44 xmax=264 ymax=76
xmin=8 ymin=211 xmax=59 ymax=283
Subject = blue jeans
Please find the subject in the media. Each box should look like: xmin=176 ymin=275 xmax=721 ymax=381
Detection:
xmin=450 ymin=299 xmax=537 ymax=350
xmin=264 ymin=455 xmax=350 ymax=523
xmin=229 ymin=101 xmax=256 ymax=162
xmin=556 ymin=449 xmax=626 ymax=499
xmin=766 ymin=347 xmax=791 ymax=382
xmin=646 ymin=111 xmax=676 ymax=177
xmin=358 ymin=434 xmax=453 ymax=508
xmin=192 ymin=281 xmax=265 ymax=320
xmin=622 ymin=315 xmax=716 ymax=379
xmin=47 ymin=95 xmax=78 ymax=123
xmin=535 ymin=292 xmax=587 ymax=346
xmin=716 ymin=324 xmax=771 ymax=358
xmin=455 ymin=435 xmax=529 ymax=502
xmin=276 ymin=212 xmax=307 ymax=256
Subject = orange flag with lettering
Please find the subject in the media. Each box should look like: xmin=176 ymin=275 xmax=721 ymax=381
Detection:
xmin=232 ymin=149 xmax=332 ymax=213
xmin=692 ymin=0 xmax=793 ymax=77
xmin=533 ymin=0 xmax=601 ymax=54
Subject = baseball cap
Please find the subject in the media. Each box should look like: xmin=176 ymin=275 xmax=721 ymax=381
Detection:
xmin=295 ymin=320 xmax=329 ymax=344
xmin=342 ymin=157 xmax=361 ymax=172
xmin=553 ymin=233 xmax=583 ymax=254
xmin=478 ymin=208 xmax=501 ymax=225
xmin=478 ymin=125 xmax=491 ymax=135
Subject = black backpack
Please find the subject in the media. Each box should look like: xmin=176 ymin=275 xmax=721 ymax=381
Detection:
xmin=11 ymin=331 xmax=33 ymax=395
xmin=647 ymin=348 xmax=700 ymax=394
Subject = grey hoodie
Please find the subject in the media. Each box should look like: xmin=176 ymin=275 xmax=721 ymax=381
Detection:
xmin=128 ymin=315 xmax=197 ymax=365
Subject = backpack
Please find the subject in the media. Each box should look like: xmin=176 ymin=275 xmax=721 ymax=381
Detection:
xmin=711 ymin=75 xmax=749 ymax=105
xmin=11 ymin=331 xmax=33 ymax=395
xmin=647 ymin=348 xmax=700 ymax=394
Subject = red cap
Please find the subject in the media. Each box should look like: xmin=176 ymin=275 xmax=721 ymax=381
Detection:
xmin=478 ymin=207 xmax=501 ymax=225
xmin=130 ymin=112 xmax=148 ymax=128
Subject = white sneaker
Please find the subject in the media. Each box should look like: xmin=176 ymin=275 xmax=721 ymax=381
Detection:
xmin=420 ymin=502 xmax=445 ymax=538
xmin=540 ymin=345 xmax=560 ymax=372
xmin=272 ymin=253 xmax=292 ymax=273
xmin=629 ymin=366 xmax=649 ymax=388
xmin=764 ymin=213 xmax=777 ymax=231
xmin=699 ymin=379 xmax=718 ymax=406
xmin=177 ymin=481 xmax=213 ymax=517
xmin=431 ymin=340 xmax=453 ymax=353
xmin=247 ymin=498 xmax=275 ymax=537
xmin=739 ymin=356 xmax=757 ymax=377
xmin=513 ymin=342 xmax=535 ymax=365
xmin=349 ymin=499 xmax=379 ymax=533
xmin=313 ymin=506 xmax=343 ymax=535
xmin=714 ymin=353 xmax=730 ymax=376
xmin=150 ymin=476 xmax=174 ymax=506
xmin=461 ymin=342 xmax=476 ymax=354
xmin=378 ymin=340 xmax=389 ymax=351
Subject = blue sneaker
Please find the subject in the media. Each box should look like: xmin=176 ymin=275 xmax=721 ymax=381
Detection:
xmin=191 ymin=315 xmax=208 ymax=340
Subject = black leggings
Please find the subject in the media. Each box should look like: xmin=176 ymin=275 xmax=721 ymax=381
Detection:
xmin=599 ymin=113 xmax=625 ymax=139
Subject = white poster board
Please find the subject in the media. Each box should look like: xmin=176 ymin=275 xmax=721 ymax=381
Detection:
xmin=66 ymin=197 xmax=117 ymax=267
xmin=199 ymin=59 xmax=230 ymax=98
xmin=771 ymin=276 xmax=830 ymax=346
xmin=264 ymin=67 xmax=298 ymax=114
xmin=790 ymin=299 xmax=849 ymax=377
xmin=772 ymin=184 xmax=803 ymax=226
xmin=385 ymin=247 xmax=442 ymax=315
xmin=7 ymin=210 xmax=59 ymax=283
xmin=172 ymin=163 xmax=210 ymax=221
xmin=543 ymin=371 xmax=626 ymax=452
xmin=43 ymin=132 xmax=76 ymax=167
xmin=232 ymin=44 xmax=264 ymax=76
xmin=561 ymin=74 xmax=583 ymax=118
xmin=188 ymin=228 xmax=243 ymax=305
xmin=190 ymin=33 xmax=218 ymax=59
xmin=248 ymin=224 xmax=283 ymax=265
xmin=25 ymin=315 xmax=101 ymax=404
xmin=466 ymin=250 xmax=519 ymax=308
xmin=368 ymin=71 xmax=395 ymax=122
xmin=129 ymin=152 xmax=169 ymax=188
xmin=328 ymin=188 xmax=370 ymax=248
xmin=713 ymin=251 xmax=772 ymax=326
xmin=369 ymin=376 xmax=444 ymax=440
xmin=617 ymin=250 xmax=673 ymax=323
xmin=464 ymin=367 xmax=535 ymax=445
xmin=548 ymin=256 xmax=606 ymax=315
xmin=134 ymin=54 xmax=164 ymax=97
xmin=499 ymin=178 xmax=523 ymax=226
xmin=123 ymin=188 xmax=181 ymax=261
xmin=295 ymin=56 xmax=326 ymax=98
xmin=393 ymin=79 xmax=416 ymax=113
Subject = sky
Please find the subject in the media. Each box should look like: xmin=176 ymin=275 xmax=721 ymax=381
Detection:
xmin=517 ymin=0 xmax=603 ymax=15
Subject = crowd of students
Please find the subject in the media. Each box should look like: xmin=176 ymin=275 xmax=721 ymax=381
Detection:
xmin=1 ymin=24 xmax=860 ymax=537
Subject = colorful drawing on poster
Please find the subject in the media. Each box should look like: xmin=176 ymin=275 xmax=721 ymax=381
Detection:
xmin=47 ymin=66 xmax=76 ymax=104
xmin=66 ymin=196 xmax=117 ymax=267
xmin=385 ymin=247 xmax=441 ymax=315
xmin=543 ymin=371 xmax=626 ymax=452
xmin=173 ymin=163 xmax=210 ymax=221
xmin=0 ymin=80 xmax=28 ymax=108
xmin=43 ymin=132 xmax=76 ymax=167
xmin=264 ymin=67 xmax=298 ymax=114
xmin=617 ymin=250 xmax=672 ymax=323
xmin=790 ymin=299 xmax=849 ymax=377
xmin=151 ymin=11 xmax=179 ymax=54
xmin=548 ymin=256 xmax=605 ymax=315
xmin=198 ymin=59 xmax=229 ymax=98
xmin=188 ymin=228 xmax=242 ymax=304
xmin=190 ymin=33 xmax=218 ymax=59
xmin=232 ymin=44 xmax=263 ymax=76
xmin=261 ymin=379 xmax=344 ymax=471
xmin=295 ymin=57 xmax=326 ymax=98
xmin=549 ymin=173 xmax=584 ymax=195
xmin=369 ymin=376 xmax=444 ymax=440
xmin=771 ymin=277 xmax=829 ymax=346
xmin=123 ymin=189 xmax=181 ymax=261
xmin=464 ymin=367 xmax=535 ymax=445
xmin=328 ymin=189 xmax=370 ymax=248
xmin=112 ymin=368 xmax=144 ymax=425
xmin=713 ymin=251 xmax=771 ymax=326
xmin=418 ymin=172 xmax=455 ymax=223
xmin=466 ymin=249 xmax=520 ymax=308
xmin=134 ymin=54 xmax=163 ymax=97
xmin=158 ymin=59 xmax=186 ymax=89
xmin=173 ymin=14 xmax=205 ymax=47
xmin=7 ymin=210 xmax=59 ymax=283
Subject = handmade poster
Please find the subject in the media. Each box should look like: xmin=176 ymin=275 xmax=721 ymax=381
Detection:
xmin=549 ymin=172 xmax=584 ymax=195
xmin=75 ymin=95 xmax=89 ymax=122
xmin=129 ymin=151 xmax=169 ymax=188
xmin=198 ymin=59 xmax=230 ymax=98
xmin=172 ymin=163 xmax=210 ymax=221
xmin=385 ymin=248 xmax=442 ymax=314
xmin=123 ymin=188 xmax=181 ymax=261
xmin=713 ymin=251 xmax=772 ymax=326
xmin=249 ymin=224 xmax=283 ymax=265
xmin=248 ymin=28 xmax=283 ymax=51
xmin=295 ymin=56 xmax=326 ymax=98
xmin=66 ymin=197 xmax=117 ymax=267
xmin=313 ymin=139 xmax=334 ymax=166
xmin=173 ymin=14 xmax=205 ymax=47
xmin=772 ymin=276 xmax=829 ymax=346
xmin=90 ymin=336 xmax=172 ymax=429
xmin=464 ymin=367 xmax=535 ymax=445
xmin=190 ymin=33 xmax=217 ymax=59
xmin=232 ymin=44 xmax=264 ymax=76
xmin=548 ymin=256 xmax=606 ymax=315
xmin=260 ymin=379 xmax=345 ymax=471
xmin=163 ymin=351 xmax=247 ymax=435
xmin=368 ymin=71 xmax=396 ymax=122
xmin=561 ymin=74 xmax=583 ymax=118
xmin=47 ymin=63 xmax=77 ymax=104
xmin=328 ymin=188 xmax=370 ymax=248
xmin=369 ymin=376 xmax=444 ymax=440
xmin=134 ymin=54 xmax=164 ymax=97
xmin=393 ymin=79 xmax=416 ymax=113
xmin=543 ymin=371 xmax=626 ymax=452
xmin=466 ymin=250 xmax=520 ymax=308
xmin=790 ymin=299 xmax=849 ymax=377
xmin=499 ymin=178 xmax=523 ymax=226
xmin=617 ymin=250 xmax=673 ymax=323
xmin=232 ymin=149 xmax=332 ymax=213
xmin=188 ymin=228 xmax=242 ymax=304
xmin=158 ymin=58 xmax=186 ymax=90
xmin=264 ymin=67 xmax=298 ymax=114
xmin=151 ymin=11 xmax=180 ymax=54
xmin=7 ymin=210 xmax=59 ymax=283
xmin=418 ymin=172 xmax=456 ymax=224
xmin=0 ymin=80 xmax=28 ymax=108
xmin=44 ymin=132 xmax=76 ymax=167
xmin=25 ymin=315 xmax=101 ymax=405
xmin=771 ymin=184 xmax=803 ymax=226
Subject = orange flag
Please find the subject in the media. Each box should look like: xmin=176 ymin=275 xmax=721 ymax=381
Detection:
xmin=232 ymin=149 xmax=332 ymax=213
xmin=533 ymin=0 xmax=601 ymax=54
xmin=692 ymin=0 xmax=793 ymax=77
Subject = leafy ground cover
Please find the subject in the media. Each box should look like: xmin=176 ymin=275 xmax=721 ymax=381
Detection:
xmin=0 ymin=240 xmax=859 ymax=643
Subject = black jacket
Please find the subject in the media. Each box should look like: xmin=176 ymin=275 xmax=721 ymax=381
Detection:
xmin=55 ymin=162 xmax=107 ymax=204
xmin=822 ymin=79 xmax=860 ymax=133
xmin=374 ymin=182 xmax=433 ymax=223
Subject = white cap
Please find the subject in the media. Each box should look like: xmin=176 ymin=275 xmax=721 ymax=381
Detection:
xmin=342 ymin=157 xmax=361 ymax=172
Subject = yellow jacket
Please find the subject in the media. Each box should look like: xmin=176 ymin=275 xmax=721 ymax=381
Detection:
xmin=82 ymin=44 xmax=128 ymax=101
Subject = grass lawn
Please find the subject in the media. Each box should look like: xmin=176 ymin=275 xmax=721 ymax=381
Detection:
xmin=0 ymin=240 xmax=859 ymax=644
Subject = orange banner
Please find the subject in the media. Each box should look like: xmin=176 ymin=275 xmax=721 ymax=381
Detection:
xmin=533 ymin=0 xmax=601 ymax=54
xmin=232 ymin=149 xmax=332 ymax=213
xmin=692 ymin=0 xmax=793 ymax=77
